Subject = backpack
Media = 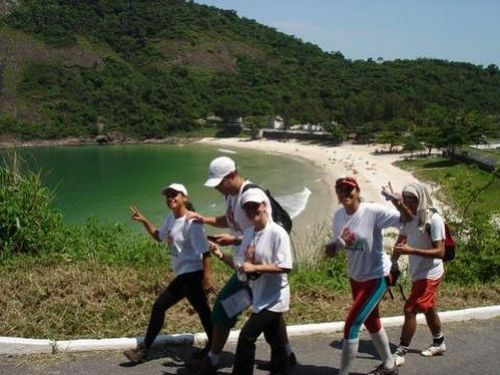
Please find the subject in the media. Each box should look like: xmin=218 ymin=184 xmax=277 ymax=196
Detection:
xmin=426 ymin=222 xmax=456 ymax=262
xmin=242 ymin=183 xmax=293 ymax=234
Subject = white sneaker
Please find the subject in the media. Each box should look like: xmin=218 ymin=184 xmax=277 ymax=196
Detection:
xmin=421 ymin=342 xmax=446 ymax=357
xmin=393 ymin=351 xmax=406 ymax=366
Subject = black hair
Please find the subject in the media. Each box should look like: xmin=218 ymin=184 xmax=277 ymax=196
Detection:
xmin=185 ymin=201 xmax=196 ymax=212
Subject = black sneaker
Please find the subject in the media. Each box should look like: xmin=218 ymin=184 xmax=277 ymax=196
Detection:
xmin=192 ymin=346 xmax=210 ymax=359
xmin=367 ymin=363 xmax=399 ymax=375
xmin=197 ymin=356 xmax=218 ymax=375
xmin=288 ymin=352 xmax=298 ymax=367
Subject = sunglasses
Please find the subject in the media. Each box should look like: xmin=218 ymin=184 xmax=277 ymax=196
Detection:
xmin=243 ymin=202 xmax=261 ymax=216
xmin=165 ymin=190 xmax=181 ymax=199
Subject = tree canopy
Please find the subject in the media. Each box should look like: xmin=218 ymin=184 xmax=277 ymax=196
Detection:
xmin=0 ymin=0 xmax=499 ymax=142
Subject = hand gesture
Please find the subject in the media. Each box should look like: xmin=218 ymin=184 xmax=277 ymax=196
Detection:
xmin=324 ymin=241 xmax=337 ymax=258
xmin=129 ymin=206 xmax=147 ymax=223
xmin=209 ymin=242 xmax=224 ymax=260
xmin=209 ymin=233 xmax=238 ymax=246
xmin=394 ymin=243 xmax=412 ymax=256
xmin=340 ymin=227 xmax=355 ymax=246
xmin=239 ymin=261 xmax=257 ymax=274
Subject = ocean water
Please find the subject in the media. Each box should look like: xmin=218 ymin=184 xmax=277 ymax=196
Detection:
xmin=2 ymin=144 xmax=330 ymax=230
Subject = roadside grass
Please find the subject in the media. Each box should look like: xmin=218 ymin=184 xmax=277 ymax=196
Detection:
xmin=394 ymin=157 xmax=500 ymax=215
xmin=1 ymin=253 xmax=499 ymax=340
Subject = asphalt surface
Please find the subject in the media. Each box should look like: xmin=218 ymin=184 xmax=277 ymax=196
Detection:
xmin=1 ymin=318 xmax=499 ymax=375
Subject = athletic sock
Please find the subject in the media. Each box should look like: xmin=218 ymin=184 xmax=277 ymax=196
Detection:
xmin=433 ymin=333 xmax=444 ymax=346
xmin=370 ymin=328 xmax=395 ymax=369
xmin=207 ymin=351 xmax=220 ymax=366
xmin=285 ymin=343 xmax=293 ymax=356
xmin=339 ymin=339 xmax=359 ymax=375
xmin=396 ymin=345 xmax=408 ymax=356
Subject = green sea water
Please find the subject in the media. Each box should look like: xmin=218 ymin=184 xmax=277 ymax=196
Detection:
xmin=2 ymin=144 xmax=330 ymax=230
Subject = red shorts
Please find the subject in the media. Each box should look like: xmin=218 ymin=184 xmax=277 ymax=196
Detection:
xmin=405 ymin=278 xmax=441 ymax=313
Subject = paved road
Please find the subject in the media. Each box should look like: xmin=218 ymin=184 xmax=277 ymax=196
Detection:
xmin=1 ymin=318 xmax=499 ymax=374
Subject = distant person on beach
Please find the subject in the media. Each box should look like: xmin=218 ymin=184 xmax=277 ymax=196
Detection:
xmin=390 ymin=183 xmax=446 ymax=367
xmin=209 ymin=188 xmax=293 ymax=375
xmin=325 ymin=176 xmax=400 ymax=375
xmin=189 ymin=156 xmax=297 ymax=374
xmin=123 ymin=183 xmax=215 ymax=364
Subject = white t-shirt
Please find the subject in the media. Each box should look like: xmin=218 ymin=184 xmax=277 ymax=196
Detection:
xmin=332 ymin=202 xmax=400 ymax=282
xmin=158 ymin=214 xmax=210 ymax=276
xmin=400 ymin=213 xmax=445 ymax=281
xmin=240 ymin=221 xmax=293 ymax=314
xmin=225 ymin=181 xmax=272 ymax=238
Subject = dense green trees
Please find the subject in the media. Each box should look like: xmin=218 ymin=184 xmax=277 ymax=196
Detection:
xmin=1 ymin=0 xmax=499 ymax=142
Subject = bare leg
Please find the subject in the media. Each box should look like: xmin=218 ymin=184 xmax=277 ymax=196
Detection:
xmin=424 ymin=307 xmax=442 ymax=336
xmin=400 ymin=307 xmax=417 ymax=346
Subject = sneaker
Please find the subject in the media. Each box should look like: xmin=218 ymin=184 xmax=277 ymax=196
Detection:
xmin=421 ymin=342 xmax=446 ymax=357
xmin=197 ymin=356 xmax=218 ymax=375
xmin=392 ymin=347 xmax=407 ymax=366
xmin=123 ymin=345 xmax=147 ymax=364
xmin=288 ymin=352 xmax=298 ymax=367
xmin=367 ymin=364 xmax=399 ymax=375
xmin=192 ymin=346 xmax=210 ymax=360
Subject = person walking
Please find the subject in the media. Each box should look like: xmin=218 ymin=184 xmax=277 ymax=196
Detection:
xmin=210 ymin=188 xmax=293 ymax=375
xmin=325 ymin=176 xmax=400 ymax=375
xmin=123 ymin=183 xmax=215 ymax=364
xmin=191 ymin=156 xmax=297 ymax=374
xmin=391 ymin=183 xmax=446 ymax=366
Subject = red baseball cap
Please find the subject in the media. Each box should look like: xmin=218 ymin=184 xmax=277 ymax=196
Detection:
xmin=335 ymin=176 xmax=360 ymax=190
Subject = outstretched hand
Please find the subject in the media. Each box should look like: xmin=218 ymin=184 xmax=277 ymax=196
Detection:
xmin=129 ymin=206 xmax=147 ymax=223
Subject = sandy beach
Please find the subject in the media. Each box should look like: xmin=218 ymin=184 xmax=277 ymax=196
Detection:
xmin=198 ymin=138 xmax=434 ymax=261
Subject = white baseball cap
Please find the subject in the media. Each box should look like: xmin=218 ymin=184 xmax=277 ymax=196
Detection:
xmin=204 ymin=156 xmax=236 ymax=187
xmin=241 ymin=188 xmax=268 ymax=207
xmin=161 ymin=183 xmax=188 ymax=196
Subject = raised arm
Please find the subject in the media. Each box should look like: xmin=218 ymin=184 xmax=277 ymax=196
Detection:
xmin=129 ymin=206 xmax=160 ymax=241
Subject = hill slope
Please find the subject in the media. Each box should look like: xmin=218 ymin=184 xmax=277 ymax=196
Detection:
xmin=1 ymin=0 xmax=499 ymax=140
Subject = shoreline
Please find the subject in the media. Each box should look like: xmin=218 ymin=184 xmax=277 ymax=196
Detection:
xmin=197 ymin=137 xmax=434 ymax=261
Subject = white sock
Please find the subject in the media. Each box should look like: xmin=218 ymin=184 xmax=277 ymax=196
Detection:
xmin=370 ymin=328 xmax=394 ymax=369
xmin=207 ymin=351 xmax=220 ymax=366
xmin=285 ymin=343 xmax=293 ymax=356
xmin=340 ymin=339 xmax=359 ymax=375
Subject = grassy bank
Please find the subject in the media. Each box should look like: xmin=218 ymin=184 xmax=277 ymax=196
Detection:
xmin=1 ymin=154 xmax=499 ymax=340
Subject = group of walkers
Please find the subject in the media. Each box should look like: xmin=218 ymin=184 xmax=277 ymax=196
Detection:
xmin=123 ymin=155 xmax=447 ymax=375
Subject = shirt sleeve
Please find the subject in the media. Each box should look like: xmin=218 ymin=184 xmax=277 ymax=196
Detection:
xmin=188 ymin=221 xmax=210 ymax=255
xmin=374 ymin=204 xmax=401 ymax=230
xmin=430 ymin=213 xmax=446 ymax=242
xmin=157 ymin=215 xmax=172 ymax=242
xmin=272 ymin=227 xmax=293 ymax=270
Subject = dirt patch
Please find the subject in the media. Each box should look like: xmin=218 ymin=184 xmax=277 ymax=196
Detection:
xmin=0 ymin=26 xmax=104 ymax=120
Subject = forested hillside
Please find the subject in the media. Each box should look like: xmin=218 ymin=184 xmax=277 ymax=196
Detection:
xmin=1 ymin=0 xmax=499 ymax=142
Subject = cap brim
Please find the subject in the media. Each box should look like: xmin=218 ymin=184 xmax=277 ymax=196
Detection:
xmin=204 ymin=177 xmax=223 ymax=187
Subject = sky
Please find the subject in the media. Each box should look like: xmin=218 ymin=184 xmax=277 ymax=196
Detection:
xmin=194 ymin=0 xmax=500 ymax=67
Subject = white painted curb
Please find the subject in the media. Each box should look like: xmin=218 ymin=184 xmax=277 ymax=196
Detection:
xmin=1 ymin=305 xmax=499 ymax=355
xmin=0 ymin=337 xmax=53 ymax=355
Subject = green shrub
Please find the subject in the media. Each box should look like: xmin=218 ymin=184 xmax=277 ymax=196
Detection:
xmin=0 ymin=153 xmax=63 ymax=257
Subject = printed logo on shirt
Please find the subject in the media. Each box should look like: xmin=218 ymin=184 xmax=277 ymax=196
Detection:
xmin=346 ymin=239 xmax=365 ymax=252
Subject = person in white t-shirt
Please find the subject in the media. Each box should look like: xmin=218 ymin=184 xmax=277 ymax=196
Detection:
xmin=123 ymin=183 xmax=215 ymax=364
xmin=211 ymin=188 xmax=293 ymax=375
xmin=325 ymin=176 xmax=400 ymax=375
xmin=188 ymin=156 xmax=296 ymax=374
xmin=391 ymin=183 xmax=446 ymax=367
